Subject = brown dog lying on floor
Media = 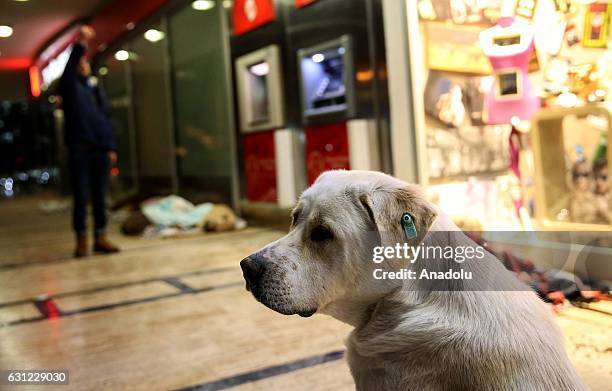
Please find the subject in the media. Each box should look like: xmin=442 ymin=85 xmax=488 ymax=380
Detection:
xmin=240 ymin=170 xmax=586 ymax=390
xmin=121 ymin=202 xmax=237 ymax=236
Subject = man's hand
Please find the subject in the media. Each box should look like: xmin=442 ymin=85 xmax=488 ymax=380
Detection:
xmin=108 ymin=151 xmax=118 ymax=166
xmin=78 ymin=25 xmax=96 ymax=44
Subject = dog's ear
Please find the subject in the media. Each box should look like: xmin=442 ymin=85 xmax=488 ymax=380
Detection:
xmin=359 ymin=185 xmax=437 ymax=244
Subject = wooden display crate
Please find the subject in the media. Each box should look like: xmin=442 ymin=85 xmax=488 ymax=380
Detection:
xmin=531 ymin=105 xmax=612 ymax=230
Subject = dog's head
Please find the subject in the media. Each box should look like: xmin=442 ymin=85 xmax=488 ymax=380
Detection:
xmin=240 ymin=170 xmax=437 ymax=320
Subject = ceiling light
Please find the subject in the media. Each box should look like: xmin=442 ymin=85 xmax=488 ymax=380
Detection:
xmin=114 ymin=50 xmax=129 ymax=61
xmin=312 ymin=53 xmax=325 ymax=63
xmin=192 ymin=0 xmax=215 ymax=11
xmin=0 ymin=25 xmax=14 ymax=38
xmin=144 ymin=29 xmax=165 ymax=43
xmin=13 ymin=0 xmax=30 ymax=2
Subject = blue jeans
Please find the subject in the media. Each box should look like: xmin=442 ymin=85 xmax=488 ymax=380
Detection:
xmin=69 ymin=145 xmax=110 ymax=236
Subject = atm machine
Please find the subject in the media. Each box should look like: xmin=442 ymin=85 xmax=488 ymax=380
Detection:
xmin=232 ymin=0 xmax=305 ymax=208
xmin=235 ymin=45 xmax=305 ymax=207
xmin=292 ymin=0 xmax=385 ymax=184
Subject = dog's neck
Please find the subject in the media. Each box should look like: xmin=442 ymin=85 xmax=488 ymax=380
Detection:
xmin=320 ymin=296 xmax=387 ymax=328
xmin=321 ymin=287 xmax=428 ymax=329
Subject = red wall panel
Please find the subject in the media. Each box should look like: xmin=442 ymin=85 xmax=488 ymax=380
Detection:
xmin=243 ymin=131 xmax=278 ymax=203
xmin=305 ymin=122 xmax=350 ymax=185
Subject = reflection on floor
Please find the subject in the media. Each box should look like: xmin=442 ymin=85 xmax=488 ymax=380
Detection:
xmin=0 ymin=197 xmax=610 ymax=390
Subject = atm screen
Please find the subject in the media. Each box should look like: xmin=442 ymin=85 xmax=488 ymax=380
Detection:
xmin=498 ymin=71 xmax=519 ymax=96
xmin=247 ymin=61 xmax=270 ymax=124
xmin=300 ymin=44 xmax=348 ymax=114
xmin=311 ymin=54 xmax=346 ymax=109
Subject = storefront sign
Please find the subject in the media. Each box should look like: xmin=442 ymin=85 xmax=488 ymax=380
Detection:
xmin=296 ymin=0 xmax=318 ymax=8
xmin=233 ymin=0 xmax=276 ymax=36
xmin=243 ymin=131 xmax=278 ymax=202
xmin=305 ymin=123 xmax=350 ymax=185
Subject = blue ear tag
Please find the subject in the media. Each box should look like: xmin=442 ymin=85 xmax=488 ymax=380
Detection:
xmin=401 ymin=213 xmax=418 ymax=240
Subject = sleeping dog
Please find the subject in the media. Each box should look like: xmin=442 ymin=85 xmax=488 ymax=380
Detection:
xmin=240 ymin=170 xmax=586 ymax=390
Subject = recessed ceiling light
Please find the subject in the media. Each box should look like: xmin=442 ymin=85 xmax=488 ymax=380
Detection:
xmin=13 ymin=0 xmax=30 ymax=2
xmin=0 ymin=25 xmax=14 ymax=38
xmin=144 ymin=29 xmax=165 ymax=43
xmin=114 ymin=50 xmax=129 ymax=61
xmin=192 ymin=0 xmax=215 ymax=11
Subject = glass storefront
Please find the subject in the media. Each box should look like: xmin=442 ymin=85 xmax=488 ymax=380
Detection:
xmin=99 ymin=54 xmax=138 ymax=198
xmin=409 ymin=0 xmax=611 ymax=231
xmin=169 ymin=2 xmax=236 ymax=204
xmin=95 ymin=1 xmax=237 ymax=206
xmin=130 ymin=21 xmax=176 ymax=194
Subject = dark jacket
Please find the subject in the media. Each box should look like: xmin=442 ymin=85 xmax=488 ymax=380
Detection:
xmin=59 ymin=43 xmax=116 ymax=151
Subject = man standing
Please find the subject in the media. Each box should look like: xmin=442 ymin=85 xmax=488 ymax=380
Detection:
xmin=60 ymin=25 xmax=120 ymax=257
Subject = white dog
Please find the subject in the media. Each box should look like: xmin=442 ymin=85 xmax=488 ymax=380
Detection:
xmin=241 ymin=170 xmax=586 ymax=390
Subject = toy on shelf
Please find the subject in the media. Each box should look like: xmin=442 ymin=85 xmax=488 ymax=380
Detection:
xmin=479 ymin=16 xmax=541 ymax=124
xmin=593 ymin=158 xmax=611 ymax=223
xmin=569 ymin=159 xmax=601 ymax=224
xmin=582 ymin=2 xmax=611 ymax=49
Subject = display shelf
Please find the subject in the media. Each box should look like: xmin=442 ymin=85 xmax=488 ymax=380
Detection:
xmin=531 ymin=104 xmax=612 ymax=230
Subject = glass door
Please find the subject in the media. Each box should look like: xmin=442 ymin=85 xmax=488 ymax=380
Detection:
xmin=168 ymin=1 xmax=237 ymax=205
xmin=99 ymin=54 xmax=138 ymax=199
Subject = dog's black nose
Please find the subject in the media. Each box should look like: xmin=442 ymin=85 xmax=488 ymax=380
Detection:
xmin=240 ymin=256 xmax=263 ymax=290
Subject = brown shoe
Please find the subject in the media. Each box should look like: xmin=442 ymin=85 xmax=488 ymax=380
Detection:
xmin=74 ymin=235 xmax=88 ymax=258
xmin=93 ymin=234 xmax=120 ymax=254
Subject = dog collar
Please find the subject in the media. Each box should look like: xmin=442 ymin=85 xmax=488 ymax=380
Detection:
xmin=401 ymin=213 xmax=418 ymax=240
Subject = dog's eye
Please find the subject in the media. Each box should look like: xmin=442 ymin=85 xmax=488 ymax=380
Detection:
xmin=310 ymin=225 xmax=334 ymax=242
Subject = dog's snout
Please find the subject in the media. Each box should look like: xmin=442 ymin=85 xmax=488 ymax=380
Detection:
xmin=240 ymin=256 xmax=263 ymax=290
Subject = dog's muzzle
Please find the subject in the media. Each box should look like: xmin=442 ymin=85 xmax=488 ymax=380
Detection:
xmin=240 ymin=253 xmax=317 ymax=318
xmin=240 ymin=255 xmax=263 ymax=292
